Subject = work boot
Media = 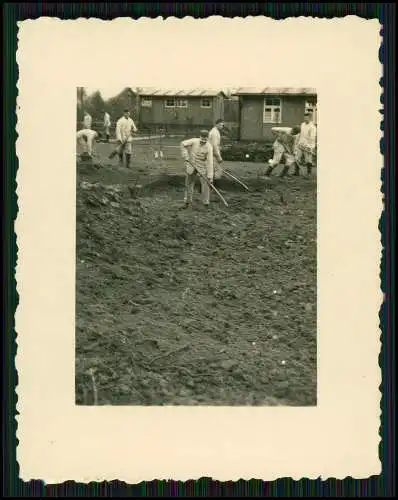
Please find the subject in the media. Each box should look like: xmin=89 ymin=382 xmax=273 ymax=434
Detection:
xmin=108 ymin=150 xmax=117 ymax=159
xmin=125 ymin=154 xmax=132 ymax=168
xmin=181 ymin=201 xmax=190 ymax=210
xmin=118 ymin=153 xmax=124 ymax=165
xmin=265 ymin=165 xmax=274 ymax=177
xmin=306 ymin=164 xmax=312 ymax=177
xmin=293 ymin=163 xmax=300 ymax=176
xmin=279 ymin=165 xmax=289 ymax=178
xmin=106 ymin=134 xmax=110 ymax=143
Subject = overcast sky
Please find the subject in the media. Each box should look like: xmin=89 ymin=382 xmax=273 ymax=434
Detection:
xmin=84 ymin=87 xmax=128 ymax=99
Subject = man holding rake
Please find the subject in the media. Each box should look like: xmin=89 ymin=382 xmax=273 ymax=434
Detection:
xmin=180 ymin=130 xmax=214 ymax=209
xmin=109 ymin=108 xmax=138 ymax=167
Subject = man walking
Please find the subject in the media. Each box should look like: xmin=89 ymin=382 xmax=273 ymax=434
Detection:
xmin=296 ymin=112 xmax=317 ymax=176
xmin=208 ymin=118 xmax=225 ymax=185
xmin=180 ymin=130 xmax=214 ymax=208
xmin=109 ymin=108 xmax=138 ymax=167
xmin=103 ymin=110 xmax=111 ymax=142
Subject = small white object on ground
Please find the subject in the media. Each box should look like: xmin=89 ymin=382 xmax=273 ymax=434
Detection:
xmin=281 ymin=360 xmax=286 ymax=365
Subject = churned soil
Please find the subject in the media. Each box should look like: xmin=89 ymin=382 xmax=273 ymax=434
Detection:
xmin=75 ymin=144 xmax=317 ymax=406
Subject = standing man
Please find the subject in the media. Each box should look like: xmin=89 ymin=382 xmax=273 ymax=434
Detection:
xmin=103 ymin=110 xmax=111 ymax=142
xmin=296 ymin=112 xmax=317 ymax=176
xmin=180 ymin=130 xmax=214 ymax=209
xmin=76 ymin=128 xmax=101 ymax=160
xmin=109 ymin=108 xmax=138 ymax=167
xmin=83 ymin=111 xmax=92 ymax=129
xmin=208 ymin=118 xmax=225 ymax=185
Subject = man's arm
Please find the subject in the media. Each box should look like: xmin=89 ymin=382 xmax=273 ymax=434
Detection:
xmin=308 ymin=124 xmax=316 ymax=149
xmin=206 ymin=144 xmax=214 ymax=180
xmin=115 ymin=119 xmax=122 ymax=142
xmin=180 ymin=138 xmax=195 ymax=161
xmin=131 ymin=118 xmax=138 ymax=133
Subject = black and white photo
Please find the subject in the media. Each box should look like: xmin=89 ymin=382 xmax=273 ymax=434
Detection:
xmin=75 ymin=86 xmax=318 ymax=406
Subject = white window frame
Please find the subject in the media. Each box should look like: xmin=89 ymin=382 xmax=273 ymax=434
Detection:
xmin=263 ymin=97 xmax=282 ymax=124
xmin=165 ymin=98 xmax=176 ymax=108
xmin=201 ymin=98 xmax=212 ymax=109
xmin=141 ymin=98 xmax=152 ymax=108
xmin=176 ymin=99 xmax=188 ymax=108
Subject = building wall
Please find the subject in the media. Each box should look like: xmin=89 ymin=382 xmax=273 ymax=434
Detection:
xmin=139 ymin=96 xmax=219 ymax=127
xmin=213 ymin=95 xmax=224 ymax=123
xmin=240 ymin=95 xmax=315 ymax=141
xmin=223 ymin=98 xmax=240 ymax=123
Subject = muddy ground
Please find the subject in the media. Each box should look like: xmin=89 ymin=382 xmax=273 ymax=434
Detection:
xmin=75 ymin=140 xmax=317 ymax=406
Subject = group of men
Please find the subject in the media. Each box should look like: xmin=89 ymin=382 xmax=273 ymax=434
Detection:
xmin=265 ymin=112 xmax=317 ymax=178
xmin=179 ymin=112 xmax=317 ymax=209
xmin=76 ymin=108 xmax=138 ymax=166
xmin=76 ymin=107 xmax=317 ymax=209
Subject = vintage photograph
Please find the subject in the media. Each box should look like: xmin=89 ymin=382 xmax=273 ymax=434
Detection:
xmin=75 ymin=86 xmax=318 ymax=406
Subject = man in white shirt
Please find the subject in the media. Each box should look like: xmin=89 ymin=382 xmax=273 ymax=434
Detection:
xmin=109 ymin=109 xmax=138 ymax=167
xmin=296 ymin=112 xmax=317 ymax=176
xmin=208 ymin=118 xmax=225 ymax=185
xmin=103 ymin=111 xmax=111 ymax=142
xmin=180 ymin=130 xmax=214 ymax=208
xmin=76 ymin=128 xmax=101 ymax=160
xmin=265 ymin=127 xmax=296 ymax=177
xmin=83 ymin=111 xmax=92 ymax=129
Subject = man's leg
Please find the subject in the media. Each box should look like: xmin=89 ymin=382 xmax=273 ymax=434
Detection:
xmin=265 ymin=164 xmax=276 ymax=176
xmin=266 ymin=147 xmax=283 ymax=176
xmin=183 ymin=173 xmax=196 ymax=206
xmin=279 ymin=156 xmax=290 ymax=177
xmin=200 ymin=176 xmax=210 ymax=206
xmin=118 ymin=143 xmax=125 ymax=165
xmin=213 ymin=159 xmax=222 ymax=186
xmin=125 ymin=141 xmax=133 ymax=168
xmin=304 ymin=151 xmax=313 ymax=176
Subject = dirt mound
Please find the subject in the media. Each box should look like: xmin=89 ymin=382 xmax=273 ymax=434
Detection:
xmin=76 ymin=177 xmax=317 ymax=406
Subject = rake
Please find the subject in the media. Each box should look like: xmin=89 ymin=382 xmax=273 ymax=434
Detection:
xmin=187 ymin=160 xmax=229 ymax=208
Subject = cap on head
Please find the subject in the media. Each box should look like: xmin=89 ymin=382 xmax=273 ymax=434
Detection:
xmin=200 ymin=129 xmax=209 ymax=138
xmin=215 ymin=118 xmax=224 ymax=125
xmin=124 ymin=108 xmax=130 ymax=113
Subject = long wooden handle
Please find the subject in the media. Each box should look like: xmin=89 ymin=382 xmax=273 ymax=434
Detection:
xmin=188 ymin=161 xmax=229 ymax=207
xmin=223 ymin=169 xmax=250 ymax=191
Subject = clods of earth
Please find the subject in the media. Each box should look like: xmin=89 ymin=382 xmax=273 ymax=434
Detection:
xmin=76 ymin=155 xmax=317 ymax=406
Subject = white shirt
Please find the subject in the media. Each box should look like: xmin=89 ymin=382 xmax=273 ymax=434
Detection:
xmin=298 ymin=121 xmax=317 ymax=150
xmin=76 ymin=129 xmax=98 ymax=154
xmin=116 ymin=116 xmax=137 ymax=143
xmin=104 ymin=112 xmax=111 ymax=127
xmin=83 ymin=113 xmax=92 ymax=129
xmin=208 ymin=126 xmax=222 ymax=162
xmin=180 ymin=138 xmax=214 ymax=178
